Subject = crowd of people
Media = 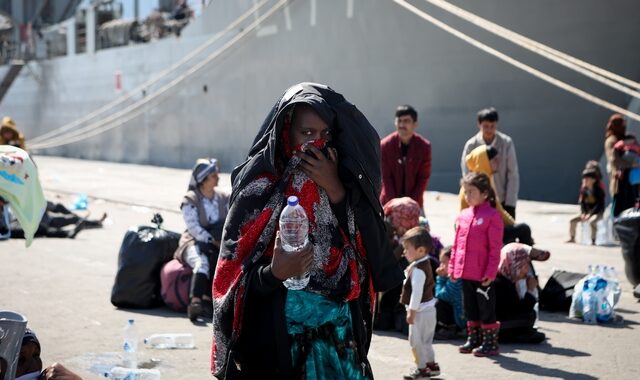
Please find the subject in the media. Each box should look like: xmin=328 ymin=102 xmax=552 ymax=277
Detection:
xmin=1 ymin=82 xmax=634 ymax=380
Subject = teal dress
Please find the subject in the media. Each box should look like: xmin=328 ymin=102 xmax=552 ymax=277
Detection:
xmin=285 ymin=290 xmax=370 ymax=379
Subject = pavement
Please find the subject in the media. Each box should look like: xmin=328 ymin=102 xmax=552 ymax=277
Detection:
xmin=2 ymin=156 xmax=640 ymax=379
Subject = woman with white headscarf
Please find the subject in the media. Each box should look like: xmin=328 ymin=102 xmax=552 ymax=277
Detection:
xmin=174 ymin=158 xmax=230 ymax=321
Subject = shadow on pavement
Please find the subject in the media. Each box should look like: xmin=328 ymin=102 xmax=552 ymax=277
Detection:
xmin=500 ymin=342 xmax=590 ymax=357
xmin=114 ymin=306 xmax=186 ymax=319
xmin=539 ymin=311 xmax=639 ymax=328
xmin=490 ymin=354 xmax=597 ymax=379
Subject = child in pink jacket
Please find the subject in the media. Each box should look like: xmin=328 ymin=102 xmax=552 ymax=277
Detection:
xmin=449 ymin=172 xmax=504 ymax=357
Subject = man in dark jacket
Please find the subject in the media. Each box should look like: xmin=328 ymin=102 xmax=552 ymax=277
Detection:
xmin=380 ymin=105 xmax=432 ymax=210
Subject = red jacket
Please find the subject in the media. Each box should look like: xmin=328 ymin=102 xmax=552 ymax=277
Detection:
xmin=380 ymin=132 xmax=432 ymax=208
xmin=449 ymin=201 xmax=503 ymax=282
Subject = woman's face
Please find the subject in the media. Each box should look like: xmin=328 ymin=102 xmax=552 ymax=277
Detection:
xmin=200 ymin=172 xmax=219 ymax=191
xmin=289 ymin=106 xmax=333 ymax=149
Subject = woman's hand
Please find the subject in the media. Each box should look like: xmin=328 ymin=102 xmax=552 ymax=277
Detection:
xmin=297 ymin=146 xmax=345 ymax=203
xmin=481 ymin=277 xmax=492 ymax=287
xmin=270 ymin=232 xmax=314 ymax=281
xmin=40 ymin=363 xmax=83 ymax=380
xmin=526 ymin=276 xmax=538 ymax=291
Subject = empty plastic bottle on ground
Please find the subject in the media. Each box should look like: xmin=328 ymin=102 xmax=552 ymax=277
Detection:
xmin=279 ymin=196 xmax=310 ymax=290
xmin=144 ymin=333 xmax=194 ymax=349
xmin=104 ymin=366 xmax=160 ymax=380
xmin=123 ymin=319 xmax=138 ymax=368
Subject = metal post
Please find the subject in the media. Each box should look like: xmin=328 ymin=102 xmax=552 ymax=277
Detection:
xmin=86 ymin=4 xmax=96 ymax=54
xmin=66 ymin=18 xmax=76 ymax=56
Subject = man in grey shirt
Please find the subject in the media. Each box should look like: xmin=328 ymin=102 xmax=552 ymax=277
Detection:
xmin=461 ymin=107 xmax=520 ymax=219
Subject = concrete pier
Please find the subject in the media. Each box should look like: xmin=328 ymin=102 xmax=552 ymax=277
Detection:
xmin=1 ymin=156 xmax=639 ymax=379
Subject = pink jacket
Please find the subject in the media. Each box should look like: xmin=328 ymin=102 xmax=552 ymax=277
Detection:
xmin=449 ymin=201 xmax=503 ymax=282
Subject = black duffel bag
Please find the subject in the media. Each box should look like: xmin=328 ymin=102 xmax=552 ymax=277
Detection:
xmin=539 ymin=269 xmax=586 ymax=312
xmin=111 ymin=214 xmax=180 ymax=308
xmin=613 ymin=207 xmax=640 ymax=286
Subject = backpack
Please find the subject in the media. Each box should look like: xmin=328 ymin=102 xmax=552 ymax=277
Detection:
xmin=539 ymin=269 xmax=586 ymax=312
xmin=160 ymin=259 xmax=193 ymax=312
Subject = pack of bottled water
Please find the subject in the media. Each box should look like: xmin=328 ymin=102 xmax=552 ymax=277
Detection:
xmin=571 ymin=265 xmax=620 ymax=324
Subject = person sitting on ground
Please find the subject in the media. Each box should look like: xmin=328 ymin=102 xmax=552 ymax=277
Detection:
xmin=174 ymin=158 xmax=229 ymax=322
xmin=0 ymin=116 xmax=26 ymax=150
xmin=434 ymin=246 xmax=465 ymax=340
xmin=3 ymin=200 xmax=106 ymax=239
xmin=211 ymin=83 xmax=402 ymax=379
xmin=462 ymin=144 xmax=534 ymax=245
xmin=494 ymin=242 xmax=549 ymax=344
xmin=375 ymin=197 xmax=421 ymax=332
xmin=12 ymin=327 xmax=83 ymax=380
xmin=375 ymin=197 xmax=438 ymax=333
xmin=400 ymin=226 xmax=441 ymax=379
xmin=566 ymin=167 xmax=605 ymax=245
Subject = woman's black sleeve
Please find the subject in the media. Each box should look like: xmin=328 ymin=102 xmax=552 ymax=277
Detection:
xmin=247 ymin=260 xmax=284 ymax=294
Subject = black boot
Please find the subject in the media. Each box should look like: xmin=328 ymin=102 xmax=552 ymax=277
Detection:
xmin=459 ymin=320 xmax=482 ymax=353
xmin=188 ymin=273 xmax=210 ymax=321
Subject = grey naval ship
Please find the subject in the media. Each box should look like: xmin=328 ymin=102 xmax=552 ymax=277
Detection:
xmin=1 ymin=0 xmax=639 ymax=203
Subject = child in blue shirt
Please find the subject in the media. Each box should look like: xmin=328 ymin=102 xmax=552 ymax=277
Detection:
xmin=434 ymin=246 xmax=465 ymax=339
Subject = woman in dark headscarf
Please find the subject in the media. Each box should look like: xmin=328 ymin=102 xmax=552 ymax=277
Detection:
xmin=211 ymin=83 xmax=403 ymax=379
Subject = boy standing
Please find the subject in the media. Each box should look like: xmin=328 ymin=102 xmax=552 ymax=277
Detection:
xmin=400 ymin=227 xmax=441 ymax=379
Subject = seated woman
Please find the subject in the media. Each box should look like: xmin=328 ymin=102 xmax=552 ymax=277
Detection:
xmin=376 ymin=197 xmax=442 ymax=333
xmin=495 ymin=242 xmax=549 ymax=344
xmin=174 ymin=158 xmax=229 ymax=321
xmin=375 ymin=197 xmax=421 ymax=332
xmin=211 ymin=83 xmax=403 ymax=379
xmin=461 ymin=145 xmax=534 ymax=245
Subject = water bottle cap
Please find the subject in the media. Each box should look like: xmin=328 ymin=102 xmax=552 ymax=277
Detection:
xmin=128 ymin=319 xmax=135 ymax=324
xmin=287 ymin=196 xmax=299 ymax=207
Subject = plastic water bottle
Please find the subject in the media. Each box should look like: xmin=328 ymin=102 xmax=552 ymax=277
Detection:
xmin=582 ymin=277 xmax=597 ymax=324
xmin=123 ymin=319 xmax=138 ymax=368
xmin=279 ymin=196 xmax=310 ymax=290
xmin=144 ymin=333 xmax=194 ymax=349
xmin=73 ymin=193 xmax=88 ymax=210
xmin=594 ymin=275 xmax=611 ymax=323
xmin=104 ymin=366 xmax=160 ymax=380
xmin=607 ymin=266 xmax=622 ymax=306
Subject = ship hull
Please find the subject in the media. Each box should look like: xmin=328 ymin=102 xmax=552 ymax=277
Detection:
xmin=2 ymin=0 xmax=640 ymax=203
